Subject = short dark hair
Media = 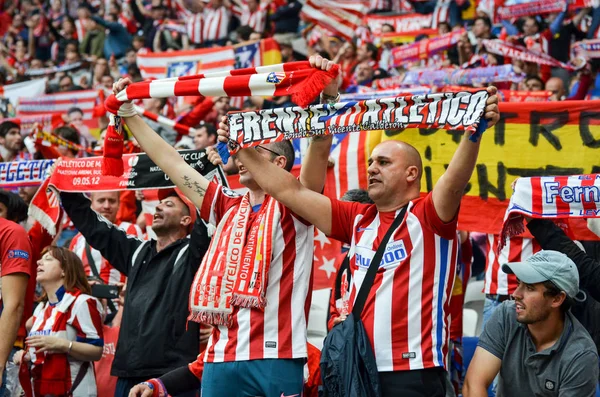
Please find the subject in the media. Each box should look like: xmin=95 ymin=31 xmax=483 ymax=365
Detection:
xmin=341 ymin=189 xmax=373 ymax=204
xmin=67 ymin=107 xmax=83 ymax=116
xmin=364 ymin=42 xmax=378 ymax=60
xmin=0 ymin=190 xmax=28 ymax=223
xmin=53 ymin=126 xmax=80 ymax=154
xmin=268 ymin=140 xmax=295 ymax=172
xmin=437 ymin=21 xmax=451 ymax=31
xmin=0 ymin=121 xmax=19 ymax=138
xmin=237 ymin=25 xmax=254 ymax=42
xmin=525 ymin=75 xmax=544 ymax=87
xmin=200 ymin=122 xmax=217 ymax=139
xmin=474 ymin=16 xmax=492 ymax=29
xmin=542 ymin=280 xmax=573 ymax=313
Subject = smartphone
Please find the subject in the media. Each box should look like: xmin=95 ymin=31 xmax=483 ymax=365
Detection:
xmin=91 ymin=284 xmax=120 ymax=300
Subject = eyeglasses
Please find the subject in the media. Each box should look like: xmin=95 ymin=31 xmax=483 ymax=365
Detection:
xmin=254 ymin=145 xmax=281 ymax=157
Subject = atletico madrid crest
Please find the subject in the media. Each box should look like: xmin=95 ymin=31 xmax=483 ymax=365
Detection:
xmin=266 ymin=72 xmax=285 ymax=84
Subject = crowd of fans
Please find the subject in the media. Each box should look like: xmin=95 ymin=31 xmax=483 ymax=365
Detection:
xmin=1 ymin=0 xmax=600 ymax=396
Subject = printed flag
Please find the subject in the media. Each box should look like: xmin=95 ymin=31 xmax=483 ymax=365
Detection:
xmin=300 ymin=0 xmax=369 ymax=41
xmin=17 ymin=90 xmax=102 ymax=133
xmin=136 ymin=47 xmax=236 ymax=80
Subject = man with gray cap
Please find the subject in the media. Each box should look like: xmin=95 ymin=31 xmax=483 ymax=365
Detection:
xmin=463 ymin=250 xmax=598 ymax=397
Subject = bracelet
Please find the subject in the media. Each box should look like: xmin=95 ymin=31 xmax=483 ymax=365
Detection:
xmin=117 ymin=102 xmax=137 ymax=118
xmin=140 ymin=382 xmax=154 ymax=391
xmin=67 ymin=341 xmax=73 ymax=354
xmin=320 ymin=92 xmax=340 ymax=104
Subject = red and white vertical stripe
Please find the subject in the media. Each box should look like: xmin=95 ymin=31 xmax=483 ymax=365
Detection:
xmin=483 ymin=235 xmax=542 ymax=295
xmin=200 ymin=183 xmax=314 ymax=362
xmin=431 ymin=0 xmax=451 ymax=29
xmin=187 ymin=13 xmax=205 ymax=45
xmin=232 ymin=4 xmax=268 ymax=33
xmin=203 ymin=5 xmax=231 ymax=42
xmin=335 ymin=193 xmax=458 ymax=371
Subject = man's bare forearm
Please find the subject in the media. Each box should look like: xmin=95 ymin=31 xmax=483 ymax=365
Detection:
xmin=300 ymin=135 xmax=332 ymax=193
xmin=0 ymin=303 xmax=24 ymax=371
xmin=123 ymin=115 xmax=210 ymax=208
xmin=432 ymin=130 xmax=482 ymax=222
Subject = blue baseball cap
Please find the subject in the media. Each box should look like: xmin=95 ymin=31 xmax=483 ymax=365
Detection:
xmin=502 ymin=250 xmax=580 ymax=299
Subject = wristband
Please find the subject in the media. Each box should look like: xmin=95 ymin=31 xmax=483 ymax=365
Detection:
xmin=320 ymin=92 xmax=340 ymax=104
xmin=67 ymin=341 xmax=73 ymax=354
xmin=117 ymin=102 xmax=137 ymax=118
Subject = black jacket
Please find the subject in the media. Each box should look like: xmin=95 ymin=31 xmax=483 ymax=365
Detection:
xmin=527 ymin=219 xmax=600 ymax=354
xmin=61 ymin=192 xmax=210 ymax=378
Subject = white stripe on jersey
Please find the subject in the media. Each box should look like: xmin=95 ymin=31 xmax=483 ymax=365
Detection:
xmin=406 ymin=212 xmax=424 ymax=370
xmin=203 ymin=6 xmax=231 ymax=42
xmin=202 ymin=184 xmax=313 ymax=362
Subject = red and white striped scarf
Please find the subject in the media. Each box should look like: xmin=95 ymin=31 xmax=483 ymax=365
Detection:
xmin=500 ymin=174 xmax=600 ymax=250
xmin=189 ymin=195 xmax=281 ymax=326
xmin=102 ymin=61 xmax=339 ymax=176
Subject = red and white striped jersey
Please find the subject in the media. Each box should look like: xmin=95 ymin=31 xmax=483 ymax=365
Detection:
xmin=329 ymin=192 xmax=458 ymax=372
xmin=29 ymin=290 xmax=104 ymax=397
xmin=203 ymin=5 xmax=231 ymax=42
xmin=483 ymin=235 xmax=542 ymax=295
xmin=70 ymin=221 xmax=143 ymax=285
xmin=232 ymin=3 xmax=268 ymax=33
xmin=75 ymin=18 xmax=87 ymax=42
xmin=369 ymin=0 xmax=412 ymax=12
xmin=431 ymin=0 xmax=451 ymax=29
xmin=187 ymin=13 xmax=205 ymax=45
xmin=200 ymin=183 xmax=314 ymax=363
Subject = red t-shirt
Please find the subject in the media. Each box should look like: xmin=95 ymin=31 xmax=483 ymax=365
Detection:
xmin=0 ymin=218 xmax=33 ymax=339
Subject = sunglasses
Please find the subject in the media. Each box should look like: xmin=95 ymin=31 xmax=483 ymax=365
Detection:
xmin=254 ymin=145 xmax=281 ymax=157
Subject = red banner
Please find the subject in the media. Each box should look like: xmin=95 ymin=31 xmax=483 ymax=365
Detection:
xmin=365 ymin=13 xmax=432 ymax=35
xmin=390 ymin=29 xmax=464 ymax=66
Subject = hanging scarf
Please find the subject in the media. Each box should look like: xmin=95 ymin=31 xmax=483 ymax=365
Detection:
xmin=102 ymin=61 xmax=340 ymax=177
xmin=500 ymin=174 xmax=600 ymax=251
xmin=33 ymin=129 xmax=98 ymax=156
xmin=23 ymin=62 xmax=84 ymax=77
xmin=340 ymin=86 xmax=430 ymax=101
xmin=482 ymin=39 xmax=575 ymax=71
xmin=0 ymin=158 xmax=55 ymax=188
xmin=402 ymin=65 xmax=525 ymax=86
xmin=219 ymin=90 xmax=489 ymax=162
xmin=390 ymin=29 xmax=464 ymax=67
xmin=189 ymin=195 xmax=281 ymax=326
xmin=496 ymin=0 xmax=567 ymax=23
xmin=573 ymin=39 xmax=600 ymax=59
xmin=24 ymin=289 xmax=82 ymax=396
xmin=28 ymin=149 xmax=227 ymax=235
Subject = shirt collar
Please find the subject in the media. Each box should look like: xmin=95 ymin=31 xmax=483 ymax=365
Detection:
xmin=49 ymin=285 xmax=66 ymax=306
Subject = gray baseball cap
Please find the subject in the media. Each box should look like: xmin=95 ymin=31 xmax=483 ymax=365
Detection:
xmin=502 ymin=250 xmax=580 ymax=299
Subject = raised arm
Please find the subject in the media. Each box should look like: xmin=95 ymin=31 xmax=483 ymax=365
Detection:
xmin=299 ymin=55 xmax=339 ymax=193
xmin=114 ymin=79 xmax=211 ymax=210
xmin=431 ymin=86 xmax=499 ymax=222
xmin=60 ymin=192 xmax=143 ymax=275
xmin=221 ymin=121 xmax=333 ymax=233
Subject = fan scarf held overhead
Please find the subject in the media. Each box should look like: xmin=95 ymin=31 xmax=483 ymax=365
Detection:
xmin=102 ymin=61 xmax=340 ymax=176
